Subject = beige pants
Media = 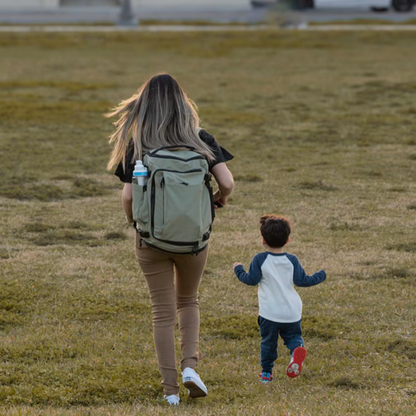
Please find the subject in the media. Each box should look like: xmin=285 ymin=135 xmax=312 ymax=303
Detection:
xmin=135 ymin=235 xmax=208 ymax=396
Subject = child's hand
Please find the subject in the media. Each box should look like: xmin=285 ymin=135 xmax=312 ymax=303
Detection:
xmin=233 ymin=262 xmax=243 ymax=269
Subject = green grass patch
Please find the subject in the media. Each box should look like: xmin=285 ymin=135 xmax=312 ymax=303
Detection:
xmin=0 ymin=80 xmax=117 ymax=91
xmin=203 ymin=314 xmax=259 ymax=339
xmin=0 ymin=100 xmax=111 ymax=125
xmin=103 ymin=232 xmax=127 ymax=240
xmin=30 ymin=230 xmax=101 ymax=247
xmin=387 ymin=242 xmax=416 ymax=253
xmin=351 ymin=267 xmax=413 ymax=282
xmin=375 ymin=338 xmax=416 ymax=360
xmin=0 ymin=178 xmax=108 ymax=201
xmin=234 ymin=174 xmax=263 ymax=183
xmin=302 ymin=316 xmax=347 ymax=340
xmin=0 ymin=281 xmax=37 ymax=330
xmin=297 ymin=180 xmax=337 ymax=191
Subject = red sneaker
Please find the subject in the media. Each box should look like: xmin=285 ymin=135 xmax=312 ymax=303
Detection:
xmin=286 ymin=347 xmax=307 ymax=378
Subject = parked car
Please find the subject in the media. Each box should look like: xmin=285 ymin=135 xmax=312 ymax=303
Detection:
xmin=251 ymin=0 xmax=415 ymax=12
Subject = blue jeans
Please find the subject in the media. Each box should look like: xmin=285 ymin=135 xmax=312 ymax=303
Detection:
xmin=258 ymin=316 xmax=304 ymax=373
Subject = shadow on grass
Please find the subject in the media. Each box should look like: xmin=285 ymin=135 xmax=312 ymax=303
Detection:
xmin=234 ymin=174 xmax=263 ymax=183
xmin=355 ymin=81 xmax=416 ymax=105
xmin=297 ymin=180 xmax=337 ymax=192
xmin=0 ymin=248 xmax=20 ymax=260
xmin=386 ymin=339 xmax=416 ymax=360
xmin=351 ymin=267 xmax=413 ymax=282
xmin=386 ymin=242 xmax=416 ymax=253
xmin=30 ymin=231 xmax=102 ymax=247
xmin=376 ymin=338 xmax=416 ymax=360
xmin=328 ymin=377 xmax=362 ymax=390
xmin=23 ymin=220 xmax=127 ymax=247
xmin=0 ymin=281 xmax=37 ymax=330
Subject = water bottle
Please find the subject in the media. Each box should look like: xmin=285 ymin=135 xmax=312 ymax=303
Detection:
xmin=132 ymin=160 xmax=148 ymax=186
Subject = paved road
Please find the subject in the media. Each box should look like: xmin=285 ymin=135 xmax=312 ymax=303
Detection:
xmin=0 ymin=6 xmax=415 ymax=24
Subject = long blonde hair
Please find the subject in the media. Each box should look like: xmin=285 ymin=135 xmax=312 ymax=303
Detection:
xmin=106 ymin=74 xmax=214 ymax=171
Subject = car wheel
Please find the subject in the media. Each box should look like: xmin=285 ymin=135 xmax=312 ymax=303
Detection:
xmin=392 ymin=0 xmax=415 ymax=12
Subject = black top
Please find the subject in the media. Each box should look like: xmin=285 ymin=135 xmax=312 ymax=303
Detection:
xmin=114 ymin=129 xmax=234 ymax=183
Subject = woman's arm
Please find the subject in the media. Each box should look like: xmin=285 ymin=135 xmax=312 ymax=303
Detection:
xmin=122 ymin=183 xmax=134 ymax=224
xmin=211 ymin=162 xmax=234 ymax=207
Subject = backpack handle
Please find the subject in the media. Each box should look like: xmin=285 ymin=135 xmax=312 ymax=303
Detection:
xmin=148 ymin=145 xmax=195 ymax=156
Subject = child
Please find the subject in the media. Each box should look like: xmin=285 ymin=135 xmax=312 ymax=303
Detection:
xmin=233 ymin=214 xmax=326 ymax=383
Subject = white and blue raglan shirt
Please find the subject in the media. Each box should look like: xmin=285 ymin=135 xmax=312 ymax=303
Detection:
xmin=234 ymin=252 xmax=326 ymax=323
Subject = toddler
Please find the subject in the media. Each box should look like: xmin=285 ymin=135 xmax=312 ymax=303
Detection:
xmin=233 ymin=214 xmax=326 ymax=382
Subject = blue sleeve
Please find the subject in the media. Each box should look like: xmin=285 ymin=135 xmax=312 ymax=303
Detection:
xmin=287 ymin=254 xmax=327 ymax=287
xmin=234 ymin=254 xmax=263 ymax=286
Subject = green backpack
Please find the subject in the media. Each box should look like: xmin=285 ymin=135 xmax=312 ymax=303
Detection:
xmin=132 ymin=146 xmax=215 ymax=254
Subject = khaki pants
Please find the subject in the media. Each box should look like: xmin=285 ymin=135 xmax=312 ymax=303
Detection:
xmin=135 ymin=235 xmax=208 ymax=396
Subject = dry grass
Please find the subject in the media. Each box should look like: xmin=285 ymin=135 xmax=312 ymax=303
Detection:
xmin=0 ymin=30 xmax=415 ymax=415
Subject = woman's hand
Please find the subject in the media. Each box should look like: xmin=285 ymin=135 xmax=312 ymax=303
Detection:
xmin=213 ymin=189 xmax=229 ymax=208
xmin=233 ymin=262 xmax=243 ymax=269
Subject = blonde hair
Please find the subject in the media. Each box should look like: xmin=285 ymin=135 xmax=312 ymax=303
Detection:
xmin=106 ymin=74 xmax=214 ymax=171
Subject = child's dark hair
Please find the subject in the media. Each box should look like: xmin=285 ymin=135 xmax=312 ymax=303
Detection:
xmin=260 ymin=214 xmax=291 ymax=248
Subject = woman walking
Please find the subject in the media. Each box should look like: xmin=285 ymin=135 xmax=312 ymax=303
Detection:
xmin=107 ymin=74 xmax=234 ymax=405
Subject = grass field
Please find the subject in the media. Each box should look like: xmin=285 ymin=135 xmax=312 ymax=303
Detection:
xmin=0 ymin=29 xmax=415 ymax=415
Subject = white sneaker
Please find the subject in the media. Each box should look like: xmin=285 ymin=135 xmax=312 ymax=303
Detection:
xmin=164 ymin=394 xmax=180 ymax=406
xmin=182 ymin=367 xmax=208 ymax=398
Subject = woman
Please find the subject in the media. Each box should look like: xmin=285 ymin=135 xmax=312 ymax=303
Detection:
xmin=106 ymin=74 xmax=234 ymax=405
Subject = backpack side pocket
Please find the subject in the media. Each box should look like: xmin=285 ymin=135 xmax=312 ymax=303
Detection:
xmin=132 ymin=182 xmax=149 ymax=231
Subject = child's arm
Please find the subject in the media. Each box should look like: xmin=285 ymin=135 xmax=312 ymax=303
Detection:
xmin=287 ymin=254 xmax=326 ymax=287
xmin=233 ymin=255 xmax=263 ymax=286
